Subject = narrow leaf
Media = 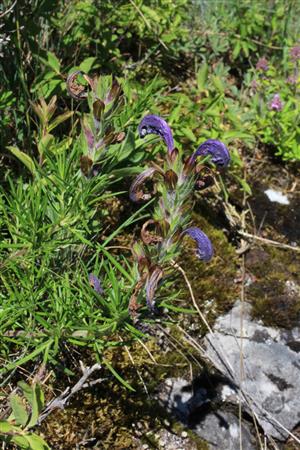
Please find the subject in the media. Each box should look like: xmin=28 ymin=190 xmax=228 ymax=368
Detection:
xmin=103 ymin=360 xmax=135 ymax=391
xmin=197 ymin=62 xmax=208 ymax=92
xmin=7 ymin=146 xmax=36 ymax=175
xmin=48 ymin=111 xmax=74 ymax=132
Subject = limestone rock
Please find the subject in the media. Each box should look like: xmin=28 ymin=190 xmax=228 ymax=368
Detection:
xmin=204 ymin=301 xmax=300 ymax=441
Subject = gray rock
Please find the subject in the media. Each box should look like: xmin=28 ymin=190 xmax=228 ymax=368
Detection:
xmin=157 ymin=378 xmax=255 ymax=450
xmin=157 ymin=377 xmax=209 ymax=423
xmin=204 ymin=301 xmax=300 ymax=441
xmin=193 ymin=410 xmax=255 ymax=450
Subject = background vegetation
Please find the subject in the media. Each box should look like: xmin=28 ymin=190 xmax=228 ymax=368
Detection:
xmin=1 ymin=0 xmax=300 ymax=448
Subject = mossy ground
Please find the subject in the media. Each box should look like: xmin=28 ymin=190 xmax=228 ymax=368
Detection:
xmin=246 ymin=245 xmax=300 ymax=329
xmin=40 ymin=337 xmax=208 ymax=449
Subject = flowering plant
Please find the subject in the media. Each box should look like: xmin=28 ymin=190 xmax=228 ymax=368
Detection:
xmin=247 ymin=50 xmax=300 ymax=160
xmin=127 ymin=115 xmax=230 ymax=316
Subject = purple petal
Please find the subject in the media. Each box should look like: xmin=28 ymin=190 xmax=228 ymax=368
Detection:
xmin=193 ymin=139 xmax=230 ymax=168
xmin=183 ymin=227 xmax=213 ymax=262
xmin=129 ymin=167 xmax=156 ymax=202
xmin=89 ymin=273 xmax=104 ymax=294
xmin=269 ymin=94 xmax=283 ymax=112
xmin=255 ymin=57 xmax=269 ymax=71
xmin=138 ymin=115 xmax=174 ymax=153
xmin=83 ymin=125 xmax=95 ymax=151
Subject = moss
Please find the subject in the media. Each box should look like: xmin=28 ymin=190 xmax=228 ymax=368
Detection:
xmin=176 ymin=212 xmax=239 ymax=330
xmin=246 ymin=246 xmax=300 ymax=328
xmin=41 ymin=337 xmax=190 ymax=449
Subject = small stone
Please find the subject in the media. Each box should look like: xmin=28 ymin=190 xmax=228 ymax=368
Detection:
xmin=181 ymin=431 xmax=188 ymax=438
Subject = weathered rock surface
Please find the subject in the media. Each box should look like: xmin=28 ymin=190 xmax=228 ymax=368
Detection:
xmin=204 ymin=301 xmax=300 ymax=441
xmin=193 ymin=410 xmax=254 ymax=450
xmin=157 ymin=377 xmax=255 ymax=449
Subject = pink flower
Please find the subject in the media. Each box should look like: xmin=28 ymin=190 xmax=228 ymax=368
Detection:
xmin=290 ymin=46 xmax=300 ymax=63
xmin=256 ymin=57 xmax=269 ymax=71
xmin=269 ymin=94 xmax=283 ymax=112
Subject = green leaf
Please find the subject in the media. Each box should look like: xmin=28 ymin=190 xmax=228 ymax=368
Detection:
xmin=241 ymin=41 xmax=249 ymax=57
xmin=234 ymin=175 xmax=252 ymax=195
xmin=197 ymin=62 xmax=208 ymax=92
xmin=79 ymin=57 xmax=97 ymax=73
xmin=18 ymin=382 xmax=33 ymax=404
xmin=232 ymin=41 xmax=241 ymax=60
xmin=37 ymin=134 xmax=55 ymax=156
xmin=10 ymin=394 xmax=29 ymax=427
xmin=99 ymin=246 xmax=133 ymax=283
xmin=116 ymin=129 xmax=135 ymax=162
xmin=0 ymin=420 xmax=15 ymax=433
xmin=212 ymin=76 xmax=224 ymax=93
xmin=12 ymin=435 xmax=31 ymax=449
xmin=181 ymin=127 xmax=197 ymax=142
xmin=111 ymin=166 xmax=143 ymax=177
xmin=1 ymin=340 xmax=53 ymax=374
xmin=46 ymin=52 xmax=61 ymax=73
xmin=7 ymin=146 xmax=36 ymax=175
xmin=25 ymin=433 xmax=51 ymax=450
xmin=26 ymin=384 xmax=40 ymax=428
xmin=159 ymin=303 xmax=197 ymax=314
xmin=103 ymin=360 xmax=135 ymax=391
xmin=48 ymin=111 xmax=74 ymax=132
xmin=141 ymin=5 xmax=160 ymax=22
xmin=40 ymin=79 xmax=62 ymax=98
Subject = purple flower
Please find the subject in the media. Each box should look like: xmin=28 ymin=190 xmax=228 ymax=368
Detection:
xmin=192 ymin=139 xmax=230 ymax=168
xmin=89 ymin=273 xmax=104 ymax=294
xmin=138 ymin=115 xmax=174 ymax=153
xmin=256 ymin=57 xmax=269 ymax=72
xmin=183 ymin=227 xmax=213 ymax=262
xmin=290 ymin=46 xmax=300 ymax=62
xmin=129 ymin=167 xmax=157 ymax=202
xmin=269 ymin=94 xmax=283 ymax=111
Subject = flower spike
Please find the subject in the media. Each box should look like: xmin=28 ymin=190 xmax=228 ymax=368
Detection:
xmin=138 ymin=114 xmax=174 ymax=153
xmin=183 ymin=227 xmax=213 ymax=262
xmin=193 ymin=139 xmax=230 ymax=168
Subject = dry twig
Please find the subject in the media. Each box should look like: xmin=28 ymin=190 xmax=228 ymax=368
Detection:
xmin=238 ymin=230 xmax=300 ymax=253
xmin=37 ymin=362 xmax=103 ymax=424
